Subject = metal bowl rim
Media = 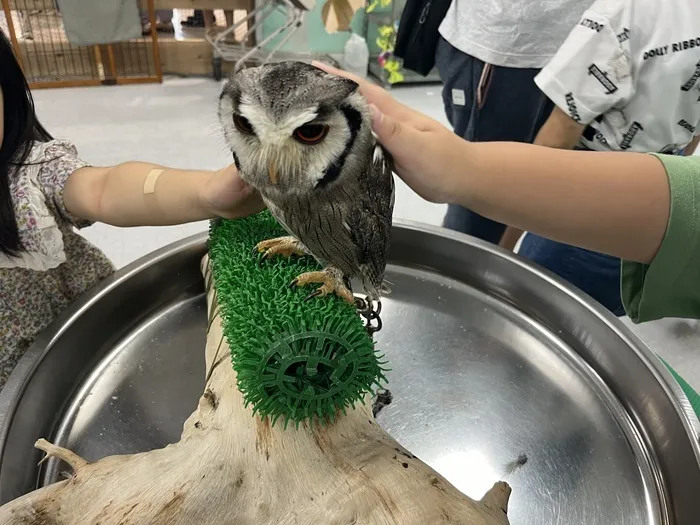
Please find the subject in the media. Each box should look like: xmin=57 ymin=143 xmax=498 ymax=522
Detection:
xmin=0 ymin=219 xmax=697 ymax=466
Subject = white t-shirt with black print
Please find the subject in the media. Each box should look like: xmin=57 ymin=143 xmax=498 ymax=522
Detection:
xmin=535 ymin=0 xmax=700 ymax=154
xmin=439 ymin=0 xmax=590 ymax=69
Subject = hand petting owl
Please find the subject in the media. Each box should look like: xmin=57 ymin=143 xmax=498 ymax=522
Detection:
xmin=218 ymin=61 xmax=395 ymax=322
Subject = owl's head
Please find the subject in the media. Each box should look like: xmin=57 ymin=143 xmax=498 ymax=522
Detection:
xmin=218 ymin=61 xmax=372 ymax=193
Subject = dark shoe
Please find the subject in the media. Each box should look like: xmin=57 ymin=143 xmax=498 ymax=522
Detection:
xmin=181 ymin=10 xmax=205 ymax=27
xmin=156 ymin=21 xmax=174 ymax=33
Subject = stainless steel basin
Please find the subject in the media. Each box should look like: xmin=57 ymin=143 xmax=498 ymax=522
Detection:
xmin=1 ymin=221 xmax=699 ymax=524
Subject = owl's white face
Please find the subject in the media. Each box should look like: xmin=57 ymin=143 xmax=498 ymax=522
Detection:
xmin=218 ymin=62 xmax=372 ymax=194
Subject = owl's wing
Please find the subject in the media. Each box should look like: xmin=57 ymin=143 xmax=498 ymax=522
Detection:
xmin=345 ymin=144 xmax=395 ymax=294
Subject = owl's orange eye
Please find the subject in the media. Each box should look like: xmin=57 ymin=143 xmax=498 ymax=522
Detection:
xmin=233 ymin=114 xmax=254 ymax=134
xmin=293 ymin=124 xmax=329 ymax=145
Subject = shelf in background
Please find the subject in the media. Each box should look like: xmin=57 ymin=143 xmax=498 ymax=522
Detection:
xmin=369 ymin=59 xmax=441 ymax=87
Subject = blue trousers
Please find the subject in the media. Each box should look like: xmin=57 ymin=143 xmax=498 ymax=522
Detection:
xmin=435 ymin=36 xmax=554 ymax=243
xmin=518 ymin=235 xmax=625 ymax=315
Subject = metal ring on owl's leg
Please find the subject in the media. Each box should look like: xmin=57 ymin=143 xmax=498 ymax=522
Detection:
xmin=354 ymin=299 xmax=381 ymax=335
xmin=363 ymin=309 xmax=383 ymax=335
xmin=352 ymin=295 xmax=383 ymax=334
xmin=364 ymin=298 xmax=383 ymax=318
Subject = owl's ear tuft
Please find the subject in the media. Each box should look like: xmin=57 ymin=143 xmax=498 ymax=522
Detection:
xmin=335 ymin=76 xmax=360 ymax=93
xmin=319 ymin=75 xmax=359 ymax=103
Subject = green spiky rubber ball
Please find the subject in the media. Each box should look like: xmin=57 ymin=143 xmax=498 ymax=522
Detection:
xmin=208 ymin=211 xmax=387 ymax=428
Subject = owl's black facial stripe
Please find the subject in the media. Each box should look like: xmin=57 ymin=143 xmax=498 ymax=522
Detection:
xmin=232 ymin=151 xmax=241 ymax=171
xmin=315 ymin=105 xmax=363 ymax=189
xmin=341 ymin=105 xmax=363 ymax=137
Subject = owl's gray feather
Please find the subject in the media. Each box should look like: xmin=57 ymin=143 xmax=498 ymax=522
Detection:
xmin=218 ymin=61 xmax=394 ymax=300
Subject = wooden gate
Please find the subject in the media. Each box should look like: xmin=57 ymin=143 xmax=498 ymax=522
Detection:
xmin=1 ymin=0 xmax=162 ymax=89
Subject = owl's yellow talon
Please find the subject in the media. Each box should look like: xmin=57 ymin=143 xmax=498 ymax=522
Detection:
xmin=292 ymin=269 xmax=354 ymax=304
xmin=255 ymin=236 xmax=306 ymax=259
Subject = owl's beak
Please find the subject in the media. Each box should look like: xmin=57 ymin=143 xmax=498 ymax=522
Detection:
xmin=268 ymin=161 xmax=278 ymax=185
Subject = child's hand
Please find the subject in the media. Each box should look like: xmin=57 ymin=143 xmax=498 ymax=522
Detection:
xmin=201 ymin=164 xmax=265 ymax=219
xmin=311 ymin=61 xmax=463 ymax=205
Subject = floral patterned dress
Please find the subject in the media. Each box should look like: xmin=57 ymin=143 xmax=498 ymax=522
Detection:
xmin=0 ymin=140 xmax=115 ymax=390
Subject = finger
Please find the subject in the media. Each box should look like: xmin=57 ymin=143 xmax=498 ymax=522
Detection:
xmin=311 ymin=60 xmax=390 ymax=108
xmin=369 ymin=105 xmax=448 ymax=203
xmin=311 ymin=60 xmax=364 ymax=85
xmin=369 ymin=104 xmax=421 ymax=158
xmin=311 ymin=60 xmax=431 ymax=129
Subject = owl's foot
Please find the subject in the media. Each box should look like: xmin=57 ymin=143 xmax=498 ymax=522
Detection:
xmin=290 ymin=268 xmax=355 ymax=304
xmin=254 ymin=236 xmax=306 ymax=260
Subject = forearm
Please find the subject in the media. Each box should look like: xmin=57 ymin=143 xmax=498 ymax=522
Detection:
xmin=460 ymin=142 xmax=670 ymax=264
xmin=65 ymin=162 xmax=216 ymax=227
xmin=534 ymin=106 xmax=584 ymax=150
xmin=685 ymin=135 xmax=700 ymax=156
xmin=497 ymin=108 xmax=581 ymax=250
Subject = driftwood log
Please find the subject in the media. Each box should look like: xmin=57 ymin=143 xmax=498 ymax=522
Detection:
xmin=0 ymin=255 xmax=511 ymax=524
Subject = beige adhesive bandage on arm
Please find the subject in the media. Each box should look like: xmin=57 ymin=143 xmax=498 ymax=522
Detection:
xmin=143 ymin=168 xmax=164 ymax=195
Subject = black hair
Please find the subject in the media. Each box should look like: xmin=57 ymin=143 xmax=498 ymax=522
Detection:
xmin=0 ymin=29 xmax=53 ymax=257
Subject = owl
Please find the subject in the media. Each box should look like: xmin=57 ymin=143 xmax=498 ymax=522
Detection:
xmin=218 ymin=61 xmax=394 ymax=319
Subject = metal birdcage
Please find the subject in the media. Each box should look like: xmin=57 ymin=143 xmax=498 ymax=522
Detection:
xmin=1 ymin=0 xmax=162 ymax=89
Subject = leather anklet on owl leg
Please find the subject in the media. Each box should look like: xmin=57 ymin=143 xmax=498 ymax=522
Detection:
xmin=290 ymin=267 xmax=355 ymax=304
xmin=254 ymin=236 xmax=306 ymax=259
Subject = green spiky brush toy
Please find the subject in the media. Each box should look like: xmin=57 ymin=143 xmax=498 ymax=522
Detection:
xmin=208 ymin=211 xmax=388 ymax=428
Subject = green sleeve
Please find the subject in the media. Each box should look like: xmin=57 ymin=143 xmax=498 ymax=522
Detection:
xmin=621 ymin=154 xmax=700 ymax=322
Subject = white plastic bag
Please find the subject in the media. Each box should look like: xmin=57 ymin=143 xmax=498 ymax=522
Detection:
xmin=343 ymin=33 xmax=370 ymax=78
